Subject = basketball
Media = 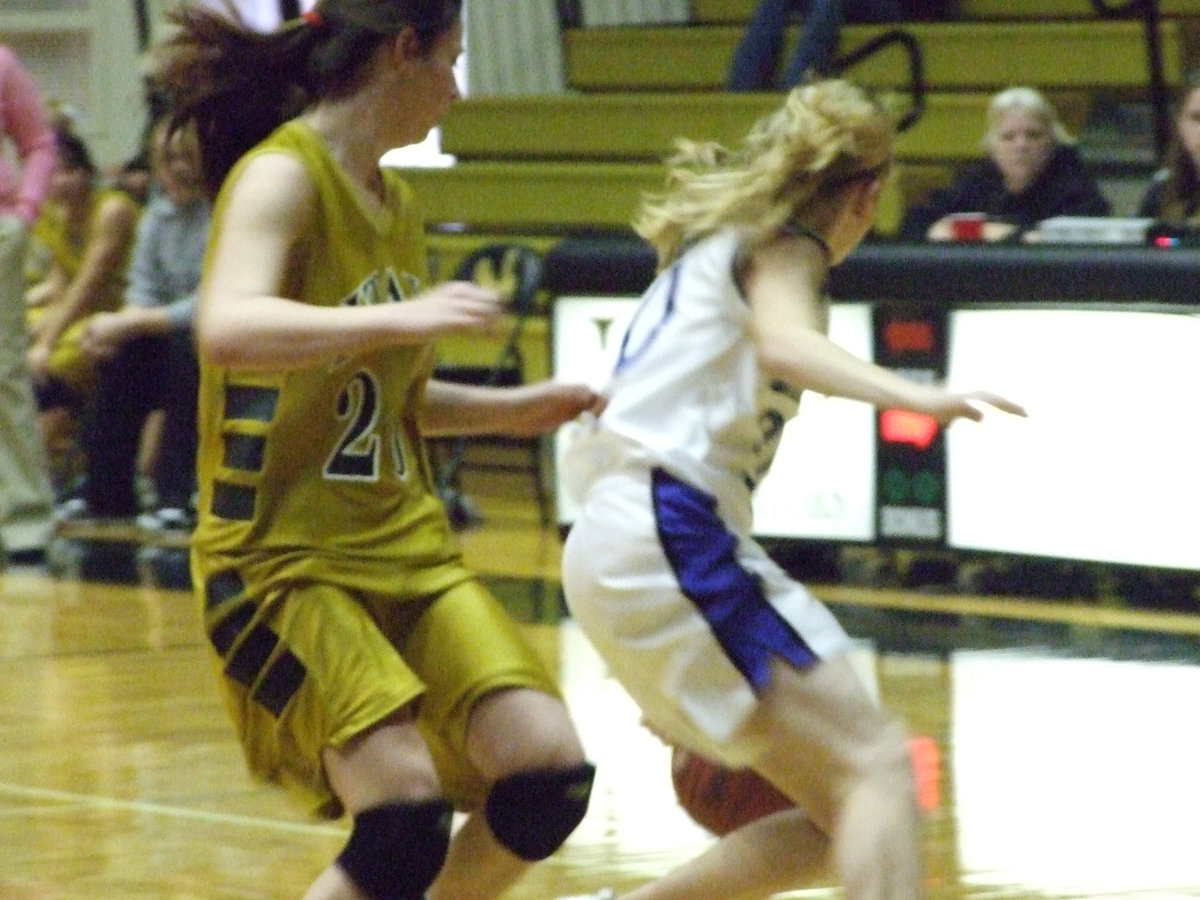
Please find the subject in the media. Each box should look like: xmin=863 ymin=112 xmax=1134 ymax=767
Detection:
xmin=671 ymin=737 xmax=942 ymax=836
xmin=670 ymin=747 xmax=793 ymax=836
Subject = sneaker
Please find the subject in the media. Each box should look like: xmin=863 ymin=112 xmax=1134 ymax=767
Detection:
xmin=136 ymin=506 xmax=196 ymax=533
xmin=54 ymin=497 xmax=90 ymax=522
xmin=5 ymin=546 xmax=46 ymax=567
xmin=555 ymin=891 xmax=616 ymax=900
xmin=54 ymin=497 xmax=136 ymax=527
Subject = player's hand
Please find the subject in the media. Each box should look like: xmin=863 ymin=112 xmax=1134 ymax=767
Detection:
xmin=927 ymin=389 xmax=1027 ymax=424
xmin=27 ymin=342 xmax=52 ymax=385
xmin=80 ymin=311 xmax=129 ymax=361
xmin=402 ymin=281 xmax=507 ymax=339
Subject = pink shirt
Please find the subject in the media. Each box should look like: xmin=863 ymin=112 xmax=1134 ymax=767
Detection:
xmin=0 ymin=44 xmax=56 ymax=226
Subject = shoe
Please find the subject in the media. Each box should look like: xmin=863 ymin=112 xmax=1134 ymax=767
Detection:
xmin=5 ymin=547 xmax=45 ymax=566
xmin=136 ymin=506 xmax=196 ymax=533
xmin=54 ymin=496 xmax=91 ymax=522
xmin=555 ymin=891 xmax=616 ymax=900
xmin=54 ymin=497 xmax=136 ymax=527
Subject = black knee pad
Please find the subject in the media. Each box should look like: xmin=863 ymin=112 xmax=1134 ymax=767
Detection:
xmin=484 ymin=761 xmax=596 ymax=861
xmin=336 ymin=798 xmax=453 ymax=900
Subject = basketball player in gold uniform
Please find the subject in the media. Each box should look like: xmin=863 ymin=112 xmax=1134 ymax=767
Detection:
xmin=154 ymin=3 xmax=603 ymax=899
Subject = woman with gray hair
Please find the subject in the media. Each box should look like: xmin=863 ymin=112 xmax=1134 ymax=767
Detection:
xmin=899 ymin=85 xmax=1110 ymax=242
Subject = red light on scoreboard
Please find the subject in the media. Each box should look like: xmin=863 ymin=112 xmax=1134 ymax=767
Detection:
xmin=883 ymin=320 xmax=936 ymax=355
xmin=879 ymin=409 xmax=940 ymax=451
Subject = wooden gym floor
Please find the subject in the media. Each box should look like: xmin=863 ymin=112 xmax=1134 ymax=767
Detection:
xmin=3 ymin=473 xmax=1200 ymax=899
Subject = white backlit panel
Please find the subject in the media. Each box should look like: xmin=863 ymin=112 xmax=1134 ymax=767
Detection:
xmin=946 ymin=308 xmax=1200 ymax=570
xmin=552 ymin=297 xmax=876 ymax=541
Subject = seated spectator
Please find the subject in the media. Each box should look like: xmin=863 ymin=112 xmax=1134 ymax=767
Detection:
xmin=58 ymin=118 xmax=209 ymax=530
xmin=728 ymin=0 xmax=958 ymax=92
xmin=898 ymin=86 xmax=1111 ymax=242
xmin=1137 ymin=71 xmax=1200 ymax=223
xmin=25 ymin=127 xmax=140 ymax=494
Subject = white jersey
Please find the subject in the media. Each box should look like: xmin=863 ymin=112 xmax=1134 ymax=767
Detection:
xmin=561 ymin=228 xmax=851 ymax=760
xmin=572 ymin=228 xmax=800 ymax=531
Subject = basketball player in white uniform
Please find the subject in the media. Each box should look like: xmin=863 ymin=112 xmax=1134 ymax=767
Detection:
xmin=560 ymin=80 xmax=1024 ymax=900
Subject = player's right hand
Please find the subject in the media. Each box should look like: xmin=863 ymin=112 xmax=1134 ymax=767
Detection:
xmin=401 ymin=281 xmax=507 ymax=339
xmin=928 ymin=389 xmax=1027 ymax=424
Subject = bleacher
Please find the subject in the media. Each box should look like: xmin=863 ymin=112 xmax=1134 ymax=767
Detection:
xmin=563 ymin=20 xmax=1190 ymax=92
xmin=693 ymin=0 xmax=1200 ymax=23
xmin=411 ymin=2 xmax=1198 ymax=275
xmin=402 ymin=0 xmax=1199 ymax=390
xmin=386 ymin=5 xmax=1200 ymax=607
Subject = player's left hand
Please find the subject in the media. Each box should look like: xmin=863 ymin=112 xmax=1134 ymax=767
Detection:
xmin=80 ymin=312 xmax=130 ymax=361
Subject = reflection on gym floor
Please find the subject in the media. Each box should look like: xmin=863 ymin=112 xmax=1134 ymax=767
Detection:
xmin=3 ymin=541 xmax=1200 ymax=898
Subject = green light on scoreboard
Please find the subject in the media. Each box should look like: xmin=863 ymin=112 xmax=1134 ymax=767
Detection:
xmin=882 ymin=467 xmax=942 ymax=506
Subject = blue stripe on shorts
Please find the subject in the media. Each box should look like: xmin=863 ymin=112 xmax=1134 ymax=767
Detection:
xmin=650 ymin=467 xmax=817 ymax=691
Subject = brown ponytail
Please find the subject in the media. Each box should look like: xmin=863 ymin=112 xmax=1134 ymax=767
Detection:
xmin=151 ymin=0 xmax=461 ymax=198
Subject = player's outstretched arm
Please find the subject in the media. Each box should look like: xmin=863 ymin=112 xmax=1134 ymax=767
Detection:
xmin=421 ymin=380 xmax=605 ymax=438
xmin=746 ymin=236 xmax=1025 ymax=423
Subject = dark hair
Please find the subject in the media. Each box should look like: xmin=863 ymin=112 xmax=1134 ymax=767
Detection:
xmin=54 ymin=128 xmax=96 ymax=176
xmin=152 ymin=0 xmax=462 ymax=198
xmin=1157 ymin=70 xmax=1200 ymax=221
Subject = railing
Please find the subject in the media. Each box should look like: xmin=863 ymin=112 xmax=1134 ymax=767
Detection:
xmin=1091 ymin=0 xmax=1170 ymax=158
xmin=833 ymin=28 xmax=927 ymax=133
xmin=132 ymin=0 xmax=150 ymax=50
xmin=556 ymin=3 xmax=927 ymax=132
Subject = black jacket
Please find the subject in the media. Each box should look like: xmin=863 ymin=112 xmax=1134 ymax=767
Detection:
xmin=1136 ymin=168 xmax=1200 ymax=223
xmin=898 ymin=144 xmax=1111 ymax=242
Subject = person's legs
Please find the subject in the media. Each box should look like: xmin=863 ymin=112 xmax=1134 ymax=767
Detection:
xmin=611 ymin=808 xmax=829 ymax=900
xmin=199 ymin=578 xmax=455 ymax=900
xmin=304 ymin=712 xmax=452 ymax=900
xmin=428 ymin=687 xmax=590 ymax=900
xmin=740 ymin=655 xmax=922 ymax=899
xmin=83 ymin=336 xmax=164 ymax=517
xmin=728 ymin=0 xmax=811 ymax=91
xmin=778 ymin=0 xmax=906 ymax=88
xmin=562 ymin=472 xmax=890 ymax=900
xmin=153 ymin=328 xmax=199 ymax=511
xmin=607 ymin=655 xmax=919 ymax=900
xmin=0 ymin=216 xmax=55 ymax=551
xmin=388 ymin=579 xmax=591 ymax=900
xmin=778 ymin=0 xmax=844 ymax=88
xmin=38 ymin=399 xmax=82 ymax=504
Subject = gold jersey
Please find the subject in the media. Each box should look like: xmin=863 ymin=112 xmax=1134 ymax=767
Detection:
xmin=192 ymin=120 xmax=467 ymax=599
xmin=27 ymin=187 xmax=139 ymax=392
xmin=30 ymin=186 xmax=138 ymax=314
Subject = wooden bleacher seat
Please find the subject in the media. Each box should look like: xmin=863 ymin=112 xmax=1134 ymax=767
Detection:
xmin=691 ymin=0 xmax=1200 ymax=23
xmin=564 ymin=20 xmax=1195 ymax=93
xmin=956 ymin=0 xmax=1200 ymax=18
xmin=408 ymin=85 xmax=1091 ymax=245
xmin=399 ymin=158 xmax=944 ymax=241
xmin=438 ymin=91 xmax=1092 ymax=165
xmin=415 ymin=7 xmax=1177 ymax=259
xmin=399 ymin=161 xmax=662 ymax=231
